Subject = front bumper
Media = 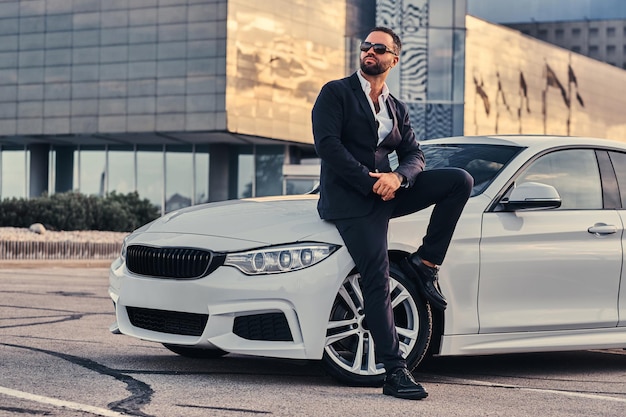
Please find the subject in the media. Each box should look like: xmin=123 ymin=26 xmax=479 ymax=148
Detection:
xmin=108 ymin=245 xmax=353 ymax=360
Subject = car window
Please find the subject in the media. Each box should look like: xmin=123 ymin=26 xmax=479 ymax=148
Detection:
xmin=608 ymin=151 xmax=626 ymax=207
xmin=516 ymin=149 xmax=602 ymax=210
xmin=421 ymin=144 xmax=522 ymax=196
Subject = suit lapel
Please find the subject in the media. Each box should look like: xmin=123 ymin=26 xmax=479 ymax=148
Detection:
xmin=349 ymin=73 xmax=378 ymax=140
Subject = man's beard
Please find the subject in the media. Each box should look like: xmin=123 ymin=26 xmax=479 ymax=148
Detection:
xmin=360 ymin=57 xmax=390 ymax=76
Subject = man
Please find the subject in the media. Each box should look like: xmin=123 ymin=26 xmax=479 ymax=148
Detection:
xmin=312 ymin=26 xmax=473 ymax=400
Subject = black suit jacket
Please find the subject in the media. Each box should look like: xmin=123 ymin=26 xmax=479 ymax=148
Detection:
xmin=312 ymin=72 xmax=425 ymax=220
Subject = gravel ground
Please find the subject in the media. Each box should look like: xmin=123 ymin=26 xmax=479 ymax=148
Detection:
xmin=0 ymin=227 xmax=128 ymax=243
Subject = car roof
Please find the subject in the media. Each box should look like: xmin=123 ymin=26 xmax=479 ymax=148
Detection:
xmin=421 ymin=135 xmax=626 ymax=151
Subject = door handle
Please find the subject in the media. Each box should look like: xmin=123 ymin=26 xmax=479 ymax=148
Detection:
xmin=587 ymin=223 xmax=617 ymax=236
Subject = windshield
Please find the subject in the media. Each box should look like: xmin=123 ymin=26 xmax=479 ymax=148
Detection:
xmin=422 ymin=143 xmax=522 ymax=196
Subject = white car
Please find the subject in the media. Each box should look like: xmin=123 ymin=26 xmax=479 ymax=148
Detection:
xmin=109 ymin=135 xmax=626 ymax=386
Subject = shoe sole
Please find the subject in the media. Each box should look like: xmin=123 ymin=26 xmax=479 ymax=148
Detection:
xmin=399 ymin=258 xmax=447 ymax=311
xmin=383 ymin=386 xmax=429 ymax=400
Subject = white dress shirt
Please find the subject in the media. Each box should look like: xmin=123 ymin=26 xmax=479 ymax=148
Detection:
xmin=356 ymin=70 xmax=399 ymax=169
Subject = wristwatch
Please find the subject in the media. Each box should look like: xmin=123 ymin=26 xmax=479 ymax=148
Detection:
xmin=394 ymin=172 xmax=409 ymax=188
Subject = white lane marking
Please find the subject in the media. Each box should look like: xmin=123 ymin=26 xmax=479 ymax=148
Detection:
xmin=446 ymin=377 xmax=626 ymax=403
xmin=0 ymin=385 xmax=127 ymax=417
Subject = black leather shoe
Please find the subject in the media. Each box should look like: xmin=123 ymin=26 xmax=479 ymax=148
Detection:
xmin=383 ymin=368 xmax=428 ymax=400
xmin=400 ymin=254 xmax=447 ymax=310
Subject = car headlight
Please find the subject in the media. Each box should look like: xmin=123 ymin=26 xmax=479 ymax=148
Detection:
xmin=224 ymin=243 xmax=339 ymax=275
xmin=120 ymin=236 xmax=129 ymax=261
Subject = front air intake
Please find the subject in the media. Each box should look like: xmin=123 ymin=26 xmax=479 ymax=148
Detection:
xmin=233 ymin=312 xmax=294 ymax=341
xmin=127 ymin=306 xmax=208 ymax=336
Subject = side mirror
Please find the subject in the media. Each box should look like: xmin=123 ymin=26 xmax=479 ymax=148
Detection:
xmin=501 ymin=182 xmax=562 ymax=211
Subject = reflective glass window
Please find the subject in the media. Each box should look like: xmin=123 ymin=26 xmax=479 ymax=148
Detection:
xmin=19 ymin=50 xmax=44 ymax=67
xmin=75 ymin=148 xmax=106 ymax=196
xmin=608 ymin=151 xmax=626 ymax=208
xmin=129 ymin=8 xmax=157 ymax=26
xmin=422 ymin=143 xmax=521 ymax=196
xmin=19 ymin=33 xmax=44 ymax=50
xmin=516 ymin=149 xmax=602 ymax=210
xmin=0 ymin=52 xmax=17 ymax=69
xmin=101 ymin=11 xmax=129 ymax=28
xmin=0 ymin=35 xmax=18 ymax=51
xmin=452 ymin=29 xmax=465 ymax=103
xmin=286 ymin=178 xmax=317 ymax=195
xmin=255 ymin=146 xmax=284 ymax=197
xmin=45 ymin=14 xmax=73 ymax=32
xmin=129 ymin=26 xmax=157 ymax=43
xmin=1 ymin=148 xmax=28 ymax=198
xmin=195 ymin=145 xmax=210 ymax=204
xmin=73 ymin=12 xmax=100 ymax=31
xmin=165 ymin=145 xmax=193 ymax=212
xmin=158 ymin=6 xmax=187 ymax=25
xmin=107 ymin=146 xmax=135 ymax=194
xmin=158 ymin=41 xmax=187 ymax=60
xmin=18 ymin=84 xmax=43 ymax=101
xmin=136 ymin=146 xmax=163 ymax=208
xmin=234 ymin=146 xmax=253 ymax=199
xmin=72 ymin=29 xmax=99 ymax=47
xmin=0 ymin=18 xmax=19 ymax=36
xmin=430 ymin=0 xmax=453 ymax=27
xmin=158 ymin=24 xmax=186 ymax=42
xmin=100 ymin=45 xmax=129 ymax=63
xmin=45 ymin=31 xmax=72 ymax=48
xmin=19 ymin=16 xmax=45 ymax=34
xmin=427 ymin=29 xmax=453 ymax=102
xmin=454 ymin=0 xmax=467 ymax=28
xmin=73 ymin=0 xmax=100 ymax=13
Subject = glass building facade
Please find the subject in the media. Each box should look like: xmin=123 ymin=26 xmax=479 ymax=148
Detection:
xmin=2 ymin=0 xmax=466 ymax=212
xmin=7 ymin=1 xmax=624 ymax=216
xmin=465 ymin=16 xmax=626 ymax=139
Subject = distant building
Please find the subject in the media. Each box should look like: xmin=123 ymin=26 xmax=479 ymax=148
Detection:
xmin=506 ymin=19 xmax=626 ymax=69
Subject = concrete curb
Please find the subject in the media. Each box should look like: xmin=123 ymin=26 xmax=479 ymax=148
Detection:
xmin=0 ymin=259 xmax=113 ymax=268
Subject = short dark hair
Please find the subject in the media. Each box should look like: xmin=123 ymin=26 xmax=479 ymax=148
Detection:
xmin=369 ymin=26 xmax=402 ymax=55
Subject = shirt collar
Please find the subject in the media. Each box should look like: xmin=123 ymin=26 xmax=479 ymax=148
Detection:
xmin=357 ymin=70 xmax=390 ymax=101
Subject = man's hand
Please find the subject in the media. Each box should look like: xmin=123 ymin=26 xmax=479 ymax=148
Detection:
xmin=370 ymin=171 xmax=402 ymax=201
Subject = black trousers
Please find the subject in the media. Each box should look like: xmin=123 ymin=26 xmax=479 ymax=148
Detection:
xmin=332 ymin=168 xmax=473 ymax=372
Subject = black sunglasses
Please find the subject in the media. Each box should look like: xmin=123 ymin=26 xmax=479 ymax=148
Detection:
xmin=360 ymin=41 xmax=397 ymax=56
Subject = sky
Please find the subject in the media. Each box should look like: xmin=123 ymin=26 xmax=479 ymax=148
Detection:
xmin=468 ymin=0 xmax=626 ymax=23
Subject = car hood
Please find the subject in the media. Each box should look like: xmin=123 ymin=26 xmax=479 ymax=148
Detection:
xmin=136 ymin=195 xmax=338 ymax=246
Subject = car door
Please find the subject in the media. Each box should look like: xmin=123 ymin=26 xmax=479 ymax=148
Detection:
xmin=478 ymin=148 xmax=622 ymax=333
xmin=607 ymin=150 xmax=626 ymax=328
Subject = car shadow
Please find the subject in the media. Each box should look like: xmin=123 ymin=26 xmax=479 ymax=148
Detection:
xmin=418 ymin=349 xmax=626 ymax=378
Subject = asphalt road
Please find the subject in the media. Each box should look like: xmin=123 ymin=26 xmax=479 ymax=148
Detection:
xmin=1 ymin=265 xmax=626 ymax=417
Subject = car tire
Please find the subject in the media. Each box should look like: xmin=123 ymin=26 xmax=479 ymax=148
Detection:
xmin=322 ymin=262 xmax=432 ymax=386
xmin=162 ymin=344 xmax=229 ymax=359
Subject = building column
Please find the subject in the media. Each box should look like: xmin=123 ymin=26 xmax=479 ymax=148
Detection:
xmin=54 ymin=146 xmax=74 ymax=193
xmin=29 ymin=144 xmax=50 ymax=198
xmin=208 ymin=144 xmax=229 ymax=202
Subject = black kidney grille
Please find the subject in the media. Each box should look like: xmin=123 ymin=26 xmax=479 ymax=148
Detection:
xmin=126 ymin=245 xmax=224 ymax=279
xmin=127 ymin=306 xmax=208 ymax=336
xmin=233 ymin=312 xmax=293 ymax=341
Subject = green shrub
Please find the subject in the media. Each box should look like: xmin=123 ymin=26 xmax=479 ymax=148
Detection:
xmin=0 ymin=191 xmax=160 ymax=232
